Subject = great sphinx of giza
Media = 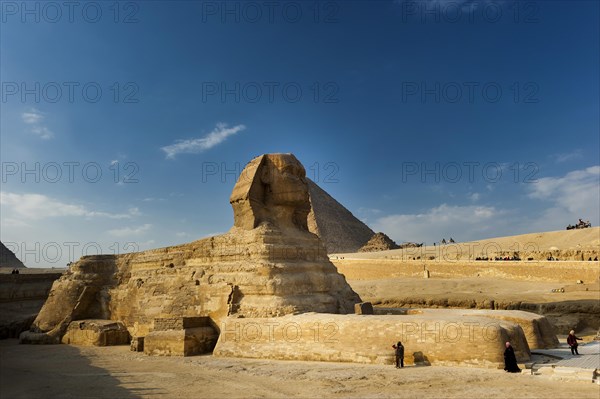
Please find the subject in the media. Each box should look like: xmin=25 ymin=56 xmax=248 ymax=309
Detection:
xmin=21 ymin=154 xmax=361 ymax=344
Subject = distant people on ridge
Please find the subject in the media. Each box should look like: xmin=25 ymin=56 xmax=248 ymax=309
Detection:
xmin=567 ymin=218 xmax=592 ymax=230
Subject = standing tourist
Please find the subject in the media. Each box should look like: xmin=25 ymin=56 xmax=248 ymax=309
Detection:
xmin=503 ymin=342 xmax=521 ymax=373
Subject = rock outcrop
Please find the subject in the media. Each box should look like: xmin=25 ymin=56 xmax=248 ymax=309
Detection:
xmin=307 ymin=180 xmax=374 ymax=253
xmin=1 ymin=242 xmax=26 ymax=269
xmin=358 ymin=232 xmax=400 ymax=252
xmin=22 ymin=154 xmax=361 ymax=344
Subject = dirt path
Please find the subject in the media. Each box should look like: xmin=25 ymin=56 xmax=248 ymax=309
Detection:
xmin=1 ymin=340 xmax=599 ymax=399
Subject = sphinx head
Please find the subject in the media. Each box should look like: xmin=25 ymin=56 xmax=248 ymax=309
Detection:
xmin=230 ymin=154 xmax=310 ymax=231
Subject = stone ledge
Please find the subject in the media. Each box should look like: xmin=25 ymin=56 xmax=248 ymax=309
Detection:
xmin=144 ymin=327 xmax=218 ymax=356
xmin=61 ymin=320 xmax=130 ymax=346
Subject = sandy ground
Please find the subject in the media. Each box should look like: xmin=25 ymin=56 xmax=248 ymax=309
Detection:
xmin=1 ymin=340 xmax=598 ymax=399
xmin=349 ymin=276 xmax=600 ymax=305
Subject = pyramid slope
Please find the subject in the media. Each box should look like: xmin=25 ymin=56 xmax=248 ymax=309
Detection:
xmin=1 ymin=242 xmax=26 ymax=268
xmin=307 ymin=179 xmax=374 ymax=253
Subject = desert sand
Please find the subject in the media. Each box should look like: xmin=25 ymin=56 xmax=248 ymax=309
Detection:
xmin=1 ymin=340 xmax=599 ymax=399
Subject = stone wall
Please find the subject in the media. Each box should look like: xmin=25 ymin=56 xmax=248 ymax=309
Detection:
xmin=0 ymin=273 xmax=62 ymax=339
xmin=334 ymin=260 xmax=600 ymax=284
xmin=214 ymin=312 xmax=532 ymax=368
xmin=153 ymin=316 xmax=211 ymax=331
xmin=0 ymin=273 xmax=63 ymax=302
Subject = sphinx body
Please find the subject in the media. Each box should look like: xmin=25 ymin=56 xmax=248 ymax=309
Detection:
xmin=24 ymin=154 xmax=361 ymax=342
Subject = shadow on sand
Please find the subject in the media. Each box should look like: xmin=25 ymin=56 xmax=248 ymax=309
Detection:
xmin=0 ymin=339 xmax=163 ymax=399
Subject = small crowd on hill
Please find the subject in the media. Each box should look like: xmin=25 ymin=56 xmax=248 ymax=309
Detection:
xmin=566 ymin=218 xmax=592 ymax=230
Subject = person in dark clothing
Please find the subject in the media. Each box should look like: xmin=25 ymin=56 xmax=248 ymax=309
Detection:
xmin=503 ymin=342 xmax=521 ymax=373
xmin=392 ymin=341 xmax=404 ymax=368
xmin=567 ymin=330 xmax=583 ymax=355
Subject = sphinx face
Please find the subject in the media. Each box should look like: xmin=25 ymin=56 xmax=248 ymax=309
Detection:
xmin=262 ymin=154 xmax=309 ymax=207
xmin=230 ymin=153 xmax=311 ymax=230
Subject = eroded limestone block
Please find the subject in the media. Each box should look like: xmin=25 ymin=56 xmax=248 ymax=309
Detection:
xmin=214 ymin=313 xmax=531 ymax=368
xmin=407 ymin=309 xmax=558 ymax=350
xmin=61 ymin=320 xmax=129 ymax=346
xmin=144 ymin=327 xmax=217 ymax=356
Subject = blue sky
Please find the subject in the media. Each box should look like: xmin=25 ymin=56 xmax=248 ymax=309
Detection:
xmin=1 ymin=0 xmax=599 ymax=267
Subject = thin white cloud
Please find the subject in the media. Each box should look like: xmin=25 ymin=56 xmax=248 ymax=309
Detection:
xmin=527 ymin=166 xmax=600 ymax=228
xmin=552 ymin=150 xmax=583 ymax=163
xmin=468 ymin=192 xmax=480 ymax=202
xmin=355 ymin=207 xmax=383 ymax=225
xmin=357 ymin=207 xmax=382 ymax=215
xmin=0 ymin=192 xmax=139 ymax=220
xmin=30 ymin=126 xmax=54 ymax=139
xmin=199 ymin=232 xmax=224 ymax=238
xmin=21 ymin=110 xmax=43 ymax=124
xmin=1 ymin=218 xmax=30 ymax=228
xmin=21 ymin=108 xmax=54 ymax=139
xmin=373 ymin=203 xmax=500 ymax=244
xmin=161 ymin=123 xmax=246 ymax=159
xmin=138 ymin=239 xmax=156 ymax=249
xmin=108 ymin=224 xmax=152 ymax=237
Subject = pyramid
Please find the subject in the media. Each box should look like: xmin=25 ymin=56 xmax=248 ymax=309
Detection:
xmin=307 ymin=180 xmax=374 ymax=253
xmin=1 ymin=242 xmax=26 ymax=269
xmin=358 ymin=232 xmax=400 ymax=252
